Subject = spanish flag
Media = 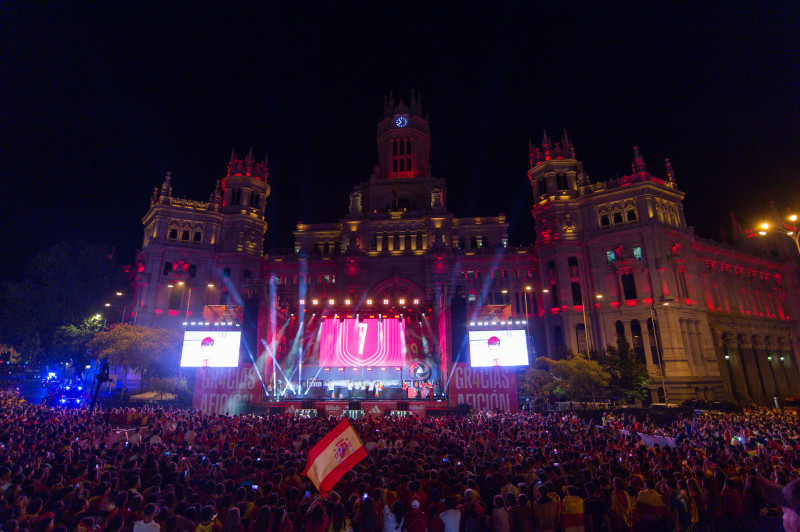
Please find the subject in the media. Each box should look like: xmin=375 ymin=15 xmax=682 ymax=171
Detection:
xmin=302 ymin=418 xmax=367 ymax=494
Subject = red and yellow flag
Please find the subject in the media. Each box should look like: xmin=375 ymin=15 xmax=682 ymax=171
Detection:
xmin=302 ymin=418 xmax=367 ymax=494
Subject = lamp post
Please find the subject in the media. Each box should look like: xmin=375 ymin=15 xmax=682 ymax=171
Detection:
xmin=523 ymin=286 xmax=532 ymax=363
xmin=648 ymin=300 xmax=673 ymax=404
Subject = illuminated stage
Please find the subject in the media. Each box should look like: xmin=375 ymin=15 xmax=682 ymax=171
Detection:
xmin=184 ymin=310 xmax=526 ymax=416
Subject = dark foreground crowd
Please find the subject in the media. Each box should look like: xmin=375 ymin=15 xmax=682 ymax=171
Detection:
xmin=0 ymin=391 xmax=797 ymax=532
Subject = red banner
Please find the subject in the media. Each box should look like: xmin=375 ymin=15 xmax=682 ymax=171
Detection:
xmin=192 ymin=365 xmax=262 ymax=414
xmin=447 ymin=363 xmax=518 ymax=413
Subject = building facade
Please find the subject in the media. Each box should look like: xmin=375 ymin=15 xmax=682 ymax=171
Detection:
xmin=133 ymin=94 xmax=800 ymax=405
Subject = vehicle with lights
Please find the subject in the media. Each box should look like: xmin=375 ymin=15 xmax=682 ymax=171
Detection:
xmin=41 ymin=386 xmax=89 ymax=408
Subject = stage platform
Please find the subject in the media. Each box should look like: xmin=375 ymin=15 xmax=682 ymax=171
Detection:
xmin=252 ymin=399 xmax=456 ymax=418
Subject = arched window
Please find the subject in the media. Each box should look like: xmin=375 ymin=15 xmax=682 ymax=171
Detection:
xmin=576 ymin=324 xmax=587 ymax=354
xmin=193 ymin=231 xmax=202 ymax=243
xmin=168 ymin=284 xmax=184 ymax=310
xmin=646 ymin=318 xmax=660 ymax=365
xmin=181 ymin=230 xmax=190 ymax=241
xmin=550 ymin=285 xmax=560 ymax=309
xmin=571 ymin=282 xmax=583 ymax=306
xmin=382 ymin=233 xmax=389 ymax=250
xmin=615 ymin=320 xmax=626 ymax=342
xmin=630 ymin=320 xmax=646 ymax=364
xmin=554 ymin=326 xmax=564 ymax=351
xmin=393 ymin=232 xmax=400 ymax=250
xmin=613 ymin=211 xmax=623 ymax=224
xmin=627 ymin=209 xmax=637 ymax=221
xmin=371 ymin=233 xmax=378 ymax=250
xmin=557 ymin=173 xmax=568 ymax=190
xmin=416 ymin=232 xmax=423 ymax=249
xmin=405 ymin=232 xmax=412 ymax=249
xmin=621 ymin=273 xmax=637 ymax=300
xmin=470 ymin=236 xmax=478 ymax=249
xmin=600 ymin=214 xmax=610 ymax=227
xmin=169 ymin=228 xmax=178 ymax=240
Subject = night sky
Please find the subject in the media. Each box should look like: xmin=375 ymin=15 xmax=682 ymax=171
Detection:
xmin=2 ymin=2 xmax=798 ymax=280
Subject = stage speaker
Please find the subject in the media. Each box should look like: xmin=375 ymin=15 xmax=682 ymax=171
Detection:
xmin=301 ymin=399 xmax=314 ymax=410
xmin=456 ymin=403 xmax=470 ymax=416
xmin=450 ymin=294 xmax=468 ymax=364
xmin=348 ymin=401 xmax=362 ymax=411
xmin=241 ymin=297 xmax=259 ymax=364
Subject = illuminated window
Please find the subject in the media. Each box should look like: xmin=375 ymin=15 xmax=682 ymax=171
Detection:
xmin=633 ymin=247 xmax=643 ymax=261
xmin=606 ymin=251 xmax=615 ymax=264
xmin=468 ymin=293 xmax=477 ymax=302
xmin=383 ymin=299 xmax=389 ymax=305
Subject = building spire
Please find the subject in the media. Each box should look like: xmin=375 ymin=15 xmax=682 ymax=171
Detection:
xmin=245 ymin=147 xmax=255 ymax=176
xmin=632 ymin=146 xmax=646 ymax=174
xmin=665 ymin=158 xmax=675 ymax=183
xmin=528 ymin=138 xmax=534 ymax=169
xmin=159 ymin=171 xmax=173 ymax=204
xmin=542 ymin=130 xmax=551 ymax=160
xmin=227 ymin=149 xmax=237 ymax=177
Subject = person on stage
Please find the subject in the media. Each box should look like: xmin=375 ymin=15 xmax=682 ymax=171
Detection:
xmin=347 ymin=379 xmax=354 ymax=399
xmin=327 ymin=380 xmax=335 ymax=399
xmin=375 ymin=381 xmax=383 ymax=398
xmin=355 ymin=380 xmax=363 ymax=399
xmin=365 ymin=379 xmax=372 ymax=398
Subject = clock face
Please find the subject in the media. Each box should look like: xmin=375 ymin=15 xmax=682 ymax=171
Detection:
xmin=395 ymin=115 xmax=408 ymax=128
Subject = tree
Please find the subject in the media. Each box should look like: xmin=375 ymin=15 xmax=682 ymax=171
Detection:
xmin=87 ymin=324 xmax=182 ymax=390
xmin=51 ymin=315 xmax=105 ymax=376
xmin=518 ymin=366 xmax=559 ymax=408
xmin=600 ymin=336 xmax=652 ymax=401
xmin=0 ymin=242 xmax=127 ymax=361
xmin=537 ymin=354 xmax=610 ymax=402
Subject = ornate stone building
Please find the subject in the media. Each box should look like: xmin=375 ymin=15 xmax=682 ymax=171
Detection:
xmin=132 ymin=94 xmax=800 ymax=405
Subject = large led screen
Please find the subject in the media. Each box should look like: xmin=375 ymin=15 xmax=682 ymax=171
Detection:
xmin=468 ymin=329 xmax=529 ymax=367
xmin=180 ymin=330 xmax=242 ymax=367
xmin=318 ymin=318 xmax=406 ymax=367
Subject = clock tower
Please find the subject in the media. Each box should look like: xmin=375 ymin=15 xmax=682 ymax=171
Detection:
xmin=376 ymin=90 xmax=431 ymax=180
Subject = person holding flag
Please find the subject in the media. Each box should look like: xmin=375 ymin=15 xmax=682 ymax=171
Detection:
xmin=302 ymin=418 xmax=369 ymax=495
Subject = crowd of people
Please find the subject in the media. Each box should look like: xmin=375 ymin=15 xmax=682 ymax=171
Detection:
xmin=0 ymin=390 xmax=797 ymax=532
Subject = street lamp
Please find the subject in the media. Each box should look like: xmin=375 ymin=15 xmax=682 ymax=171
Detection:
xmin=757 ymin=215 xmax=800 ymax=256
xmin=648 ymin=300 xmax=673 ymax=404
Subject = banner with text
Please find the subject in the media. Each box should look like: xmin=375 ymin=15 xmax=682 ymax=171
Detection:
xmin=192 ymin=364 xmax=263 ymax=415
xmin=448 ymin=363 xmax=518 ymax=413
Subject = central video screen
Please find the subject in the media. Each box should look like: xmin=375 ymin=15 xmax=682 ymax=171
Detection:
xmin=318 ymin=318 xmax=406 ymax=367
xmin=468 ymin=329 xmax=529 ymax=367
xmin=180 ymin=330 xmax=242 ymax=367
